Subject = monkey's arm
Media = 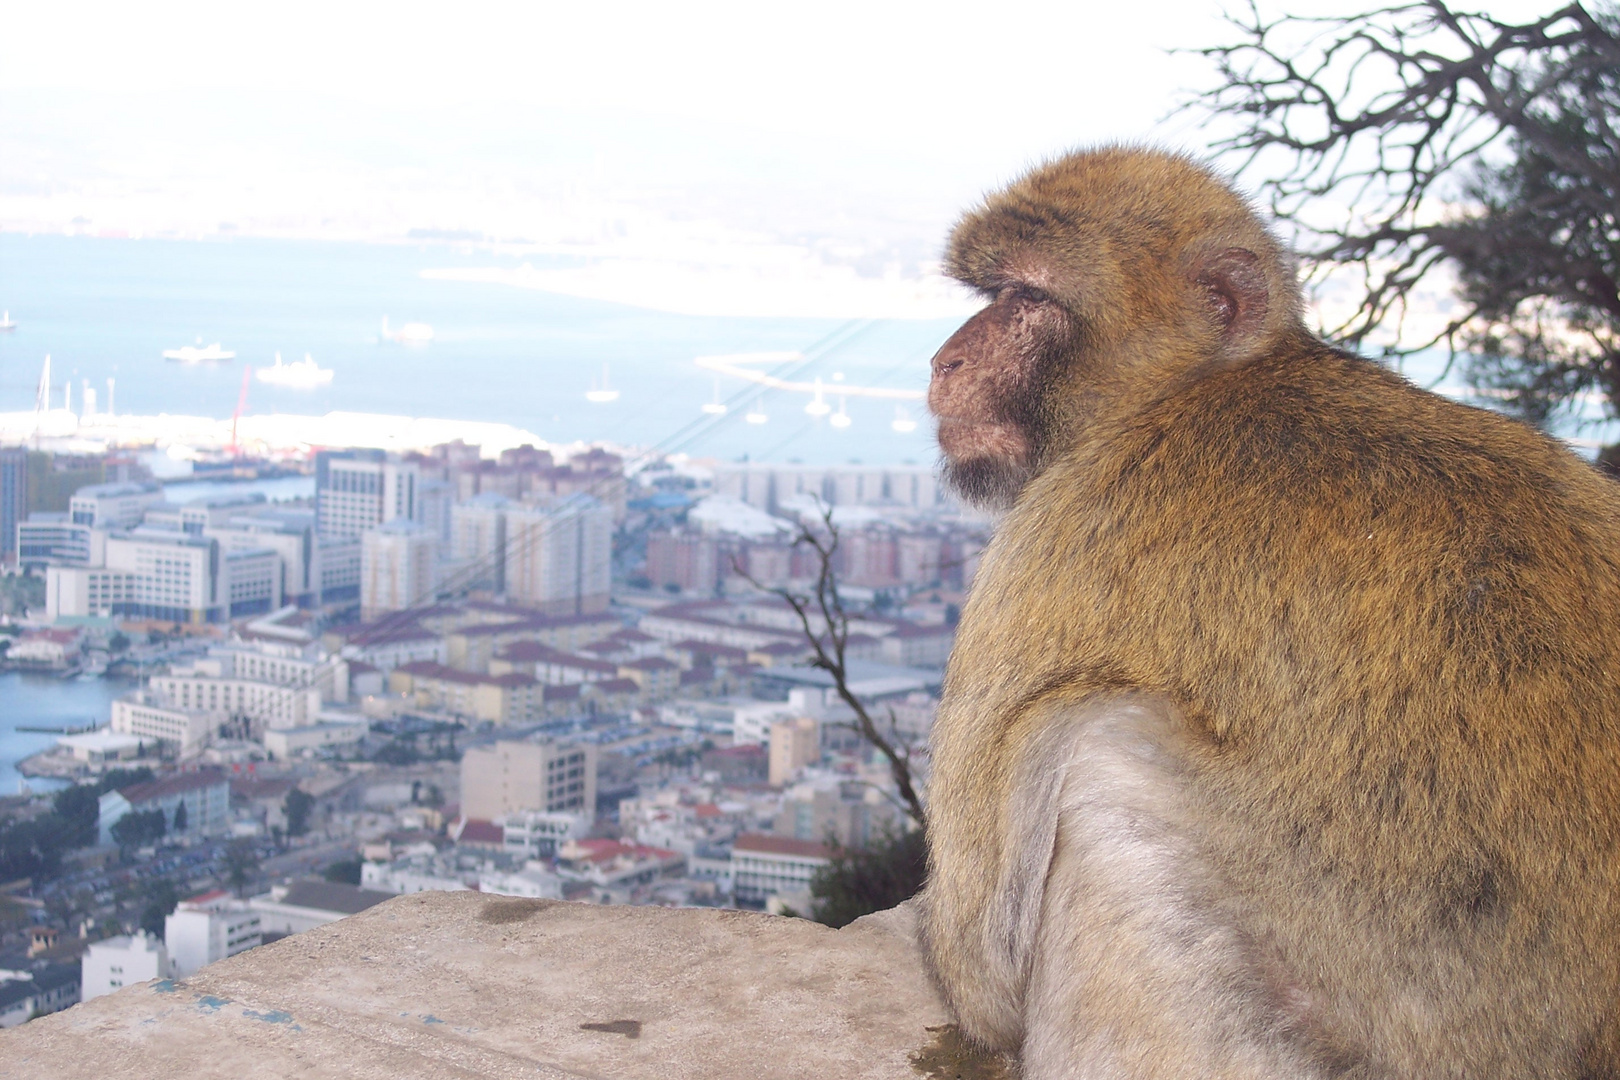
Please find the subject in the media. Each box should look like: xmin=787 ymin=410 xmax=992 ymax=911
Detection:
xmin=920 ymin=695 xmax=1322 ymax=1077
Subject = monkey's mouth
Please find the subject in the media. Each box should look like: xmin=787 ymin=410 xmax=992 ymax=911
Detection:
xmin=934 ymin=416 xmax=1032 ymax=466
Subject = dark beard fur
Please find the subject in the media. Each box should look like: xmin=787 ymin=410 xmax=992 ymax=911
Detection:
xmin=942 ymin=454 xmax=1033 ymax=511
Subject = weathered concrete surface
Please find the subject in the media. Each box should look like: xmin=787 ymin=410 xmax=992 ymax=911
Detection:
xmin=0 ymin=893 xmax=1016 ymax=1079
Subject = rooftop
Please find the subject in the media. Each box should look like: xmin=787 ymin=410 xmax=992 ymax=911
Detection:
xmin=119 ymin=769 xmax=229 ymax=804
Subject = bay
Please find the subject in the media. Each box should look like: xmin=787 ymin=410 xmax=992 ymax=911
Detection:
xmin=0 ymin=672 xmax=136 ymax=795
xmin=0 ymin=234 xmax=955 ymax=466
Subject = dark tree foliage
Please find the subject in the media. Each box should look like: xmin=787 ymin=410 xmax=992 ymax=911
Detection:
xmin=0 ymin=816 xmax=66 ymax=883
xmin=1201 ymin=2 xmax=1620 ymax=430
xmin=323 ymin=857 xmax=362 ymax=885
xmin=224 ymin=838 xmax=261 ymax=897
xmin=110 ymin=808 xmax=166 ymax=850
xmin=138 ymin=878 xmax=180 ymax=938
xmin=809 ymin=829 xmax=929 ymax=929
xmin=283 ymin=787 xmax=314 ymax=838
xmin=172 ymin=800 xmax=187 ymax=834
xmin=51 ymin=766 xmax=156 ymax=848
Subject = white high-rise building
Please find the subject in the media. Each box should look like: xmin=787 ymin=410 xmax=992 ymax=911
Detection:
xmin=450 ymin=493 xmax=511 ymax=593
xmin=505 ymin=495 xmax=611 ymax=616
xmin=315 ymin=451 xmax=421 ymax=539
xmin=361 ymin=519 xmax=437 ymax=619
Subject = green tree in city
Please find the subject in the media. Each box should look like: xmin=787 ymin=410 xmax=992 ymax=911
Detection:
xmin=224 ymin=838 xmax=260 ymax=898
xmin=110 ymin=808 xmax=166 ymax=852
xmin=172 ymin=800 xmax=187 ymax=834
xmin=808 ymin=830 xmax=929 ymax=929
xmin=283 ymin=787 xmax=314 ymax=839
xmin=138 ymin=879 xmax=180 ymax=939
xmin=323 ymin=857 xmax=362 ymax=886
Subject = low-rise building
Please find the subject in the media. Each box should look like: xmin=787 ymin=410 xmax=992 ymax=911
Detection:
xmin=80 ymin=932 xmax=171 ymax=1002
xmin=109 ymin=692 xmax=215 ymax=757
xmin=98 ymin=769 xmax=231 ymax=845
xmin=6 ymin=627 xmax=83 ymax=669
xmin=248 ymin=880 xmax=393 ymax=936
xmin=388 ymin=661 xmax=541 ymax=725
xmin=0 ymin=957 xmax=80 ymax=1027
xmin=165 ymin=890 xmax=262 ymax=978
xmin=555 ymin=838 xmax=685 ymax=890
xmin=730 ymin=833 xmax=832 ymax=906
xmin=499 ymin=810 xmax=591 ymax=859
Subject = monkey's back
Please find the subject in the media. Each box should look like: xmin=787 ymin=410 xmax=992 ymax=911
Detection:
xmin=950 ymin=339 xmax=1620 ymax=1072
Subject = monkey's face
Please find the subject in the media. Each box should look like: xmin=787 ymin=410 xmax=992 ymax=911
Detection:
xmin=929 ymin=283 xmax=1073 ymax=510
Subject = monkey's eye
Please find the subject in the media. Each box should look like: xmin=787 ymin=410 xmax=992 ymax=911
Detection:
xmin=1001 ymin=284 xmax=1053 ymax=305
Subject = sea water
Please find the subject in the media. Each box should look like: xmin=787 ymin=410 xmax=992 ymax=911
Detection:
xmin=0 ymin=673 xmax=137 ymax=795
xmin=0 ymin=233 xmax=957 ymax=466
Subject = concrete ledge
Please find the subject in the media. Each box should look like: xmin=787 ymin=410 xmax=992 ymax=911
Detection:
xmin=0 ymin=893 xmax=1014 ymax=1079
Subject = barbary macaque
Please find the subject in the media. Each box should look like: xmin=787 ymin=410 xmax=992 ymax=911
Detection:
xmin=919 ymin=147 xmax=1620 ymax=1079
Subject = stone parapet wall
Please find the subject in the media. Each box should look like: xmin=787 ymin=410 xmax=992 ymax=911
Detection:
xmin=0 ymin=893 xmax=1013 ymax=1079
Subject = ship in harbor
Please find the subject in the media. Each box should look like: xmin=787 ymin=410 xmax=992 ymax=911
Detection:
xmin=0 ymin=311 xmax=15 ymax=331
xmin=163 ymin=341 xmax=235 ymax=363
xmin=256 ymin=352 xmax=334 ymax=388
xmin=381 ymin=316 xmax=434 ymax=344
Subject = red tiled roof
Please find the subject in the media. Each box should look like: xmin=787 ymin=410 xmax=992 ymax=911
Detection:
xmin=733 ymin=833 xmax=832 ymax=859
xmin=121 ymin=769 xmax=229 ymax=805
xmin=454 ymin=819 xmax=504 ymax=845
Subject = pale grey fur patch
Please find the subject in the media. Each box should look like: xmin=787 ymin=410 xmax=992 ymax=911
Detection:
xmin=1006 ymin=699 xmax=1324 ymax=1080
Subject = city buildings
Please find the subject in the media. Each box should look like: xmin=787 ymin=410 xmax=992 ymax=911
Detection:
xmin=68 ymin=481 xmax=164 ymax=529
xmin=165 ymin=891 xmax=262 ymax=978
xmin=248 ymin=881 xmax=392 ymax=936
xmin=460 ymin=738 xmax=598 ymax=820
xmin=80 ymin=933 xmax=170 ymax=1002
xmin=97 ymin=770 xmax=231 ymax=845
xmin=0 ymin=446 xmax=25 ymax=565
xmin=730 ymin=834 xmax=831 ymax=906
xmin=314 ymin=450 xmax=420 ymax=539
xmin=360 ymin=520 xmax=437 ymax=619
xmin=502 ymin=495 xmax=612 ymax=616
xmin=768 ymin=716 xmax=820 ymax=786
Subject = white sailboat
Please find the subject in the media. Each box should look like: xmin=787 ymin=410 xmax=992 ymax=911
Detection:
xmin=745 ymin=399 xmax=769 ymax=425
xmin=891 ymin=405 xmax=918 ymax=433
xmin=701 ymin=377 xmax=728 ymax=415
xmin=804 ymin=378 xmax=831 ymax=417
xmin=829 ymin=396 xmax=852 ymax=429
xmin=585 ymin=363 xmax=620 ymax=403
xmin=0 ymin=311 xmax=16 ymax=331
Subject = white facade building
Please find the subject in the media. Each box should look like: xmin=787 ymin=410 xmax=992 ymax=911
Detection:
xmin=360 ymin=520 xmax=437 ymax=619
xmin=730 ymin=834 xmax=832 ymax=905
xmin=499 ymin=810 xmax=591 ymax=859
xmin=81 ymin=933 xmax=171 ymax=1001
xmin=68 ymin=481 xmax=164 ymax=529
xmin=316 ymin=451 xmax=421 ymax=539
xmin=109 ymin=693 xmax=215 ymax=757
xmin=165 ymin=891 xmax=262 ymax=977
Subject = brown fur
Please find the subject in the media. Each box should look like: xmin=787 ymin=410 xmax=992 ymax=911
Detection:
xmin=919 ymin=147 xmax=1620 ymax=1078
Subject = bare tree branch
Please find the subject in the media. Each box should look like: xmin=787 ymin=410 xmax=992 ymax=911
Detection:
xmin=1192 ymin=2 xmax=1620 ymax=434
xmin=731 ymin=502 xmax=927 ymax=829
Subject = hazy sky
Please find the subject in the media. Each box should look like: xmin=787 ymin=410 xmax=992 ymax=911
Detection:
xmin=2 ymin=0 xmax=1557 ymax=320
xmin=1 ymin=1 xmax=1235 ymax=238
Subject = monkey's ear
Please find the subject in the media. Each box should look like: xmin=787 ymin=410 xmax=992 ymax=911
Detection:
xmin=1195 ymin=248 xmax=1269 ymax=355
